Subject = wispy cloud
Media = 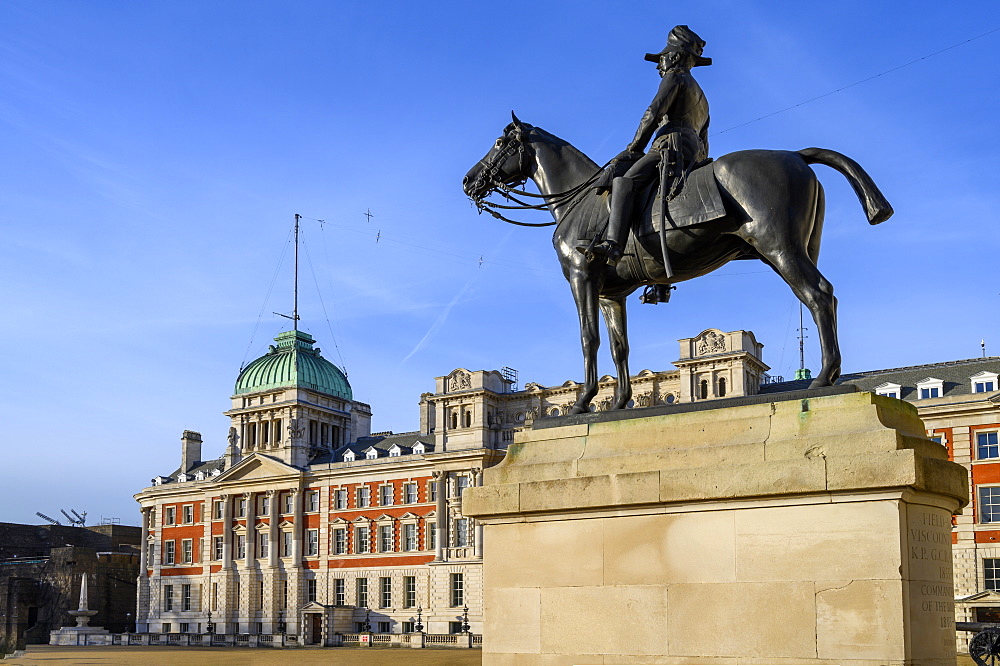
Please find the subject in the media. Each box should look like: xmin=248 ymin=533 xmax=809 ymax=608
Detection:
xmin=400 ymin=273 xmax=479 ymax=365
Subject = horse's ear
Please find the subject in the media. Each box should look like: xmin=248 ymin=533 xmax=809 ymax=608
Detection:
xmin=511 ymin=110 xmax=522 ymax=126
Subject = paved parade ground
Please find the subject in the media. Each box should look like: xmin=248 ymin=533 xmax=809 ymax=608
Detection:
xmin=7 ymin=645 xmax=482 ymax=665
xmin=4 ymin=646 xmax=981 ymax=665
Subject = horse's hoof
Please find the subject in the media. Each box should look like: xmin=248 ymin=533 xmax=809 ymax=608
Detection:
xmin=568 ymin=405 xmax=588 ymax=415
xmin=808 ymin=378 xmax=832 ymax=389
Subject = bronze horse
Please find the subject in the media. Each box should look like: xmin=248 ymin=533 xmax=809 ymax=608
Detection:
xmin=463 ymin=115 xmax=892 ymax=415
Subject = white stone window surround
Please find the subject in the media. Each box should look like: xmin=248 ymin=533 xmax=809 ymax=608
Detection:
xmin=279 ymin=523 xmax=294 ymax=558
xmin=182 ymin=504 xmax=194 ymax=524
xmin=400 ymin=515 xmax=419 ymax=551
xmin=874 ymin=381 xmax=902 ymax=399
xmin=424 ymin=511 xmax=437 ymax=550
xmin=181 ymin=539 xmax=193 ymax=564
xmin=305 ymin=490 xmax=320 ymax=512
xmin=357 ymin=485 xmax=372 ymax=508
xmin=977 ymin=430 xmax=1000 ymax=461
xmin=403 ymin=482 xmax=418 ymax=504
xmin=353 ymin=519 xmax=372 ymax=554
xmin=305 ymin=528 xmax=320 ymax=557
xmin=164 ymin=539 xmax=176 ymax=565
xmin=973 ymin=371 xmax=1000 ymax=394
xmin=165 ymin=506 xmax=177 ymax=525
xmin=333 ymin=487 xmax=348 ymax=510
xmin=916 ymin=377 xmax=944 ymax=400
xmin=981 ymin=485 xmax=1000 ymax=524
xmin=330 ymin=518 xmax=348 ymax=555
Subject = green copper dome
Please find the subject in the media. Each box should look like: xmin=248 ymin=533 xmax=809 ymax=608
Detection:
xmin=235 ymin=330 xmax=352 ymax=400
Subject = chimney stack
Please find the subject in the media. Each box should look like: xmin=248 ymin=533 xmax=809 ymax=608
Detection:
xmin=180 ymin=430 xmax=203 ymax=473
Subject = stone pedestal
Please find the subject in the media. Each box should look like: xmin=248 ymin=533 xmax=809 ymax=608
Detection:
xmin=464 ymin=390 xmax=969 ymax=665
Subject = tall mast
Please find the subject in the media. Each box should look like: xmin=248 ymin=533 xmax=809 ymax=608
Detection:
xmin=293 ymin=213 xmax=300 ymax=331
xmin=795 ymin=302 xmax=811 ymax=381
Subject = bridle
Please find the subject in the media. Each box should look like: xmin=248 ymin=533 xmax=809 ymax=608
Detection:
xmin=469 ymin=125 xmax=609 ymax=227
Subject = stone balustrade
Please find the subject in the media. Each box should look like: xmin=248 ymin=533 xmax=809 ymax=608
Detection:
xmin=79 ymin=631 xmax=479 ymax=649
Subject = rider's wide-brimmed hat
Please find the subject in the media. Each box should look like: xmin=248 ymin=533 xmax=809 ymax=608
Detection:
xmin=645 ymin=25 xmax=712 ymax=67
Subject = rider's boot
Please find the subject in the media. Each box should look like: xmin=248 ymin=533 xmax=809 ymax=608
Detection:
xmin=577 ymin=177 xmax=632 ymax=266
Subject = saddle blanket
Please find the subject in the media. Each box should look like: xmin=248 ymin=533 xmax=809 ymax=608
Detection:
xmin=643 ymin=160 xmax=726 ymax=233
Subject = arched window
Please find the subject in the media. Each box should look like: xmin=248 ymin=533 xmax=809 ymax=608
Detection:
xmin=718 ymin=377 xmax=727 ymax=397
xmin=450 ymin=412 xmax=458 ymax=429
xmin=700 ymin=379 xmax=708 ymax=400
xmin=464 ymin=410 xmax=472 ymax=427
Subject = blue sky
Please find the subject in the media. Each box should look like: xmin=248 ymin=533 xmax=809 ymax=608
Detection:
xmin=2 ymin=1 xmax=997 ymax=525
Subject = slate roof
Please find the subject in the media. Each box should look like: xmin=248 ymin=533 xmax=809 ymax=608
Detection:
xmin=166 ymin=458 xmax=225 ymax=481
xmin=760 ymin=356 xmax=1000 ymax=402
xmin=311 ymin=431 xmax=435 ymax=465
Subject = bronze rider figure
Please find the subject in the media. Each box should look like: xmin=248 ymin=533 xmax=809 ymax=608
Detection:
xmin=581 ymin=25 xmax=712 ymax=267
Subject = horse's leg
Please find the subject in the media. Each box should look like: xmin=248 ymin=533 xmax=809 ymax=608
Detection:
xmin=569 ymin=269 xmax=601 ymax=414
xmin=599 ymin=296 xmax=632 ymax=409
xmin=760 ymin=247 xmax=841 ymax=388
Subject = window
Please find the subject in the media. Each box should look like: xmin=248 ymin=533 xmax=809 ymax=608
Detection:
xmin=986 ymin=559 xmax=1000 ymax=591
xmin=450 ymin=621 xmax=464 ymax=634
xmin=182 ymin=584 xmax=192 ymax=611
xmin=464 ymin=409 xmax=472 ymax=427
xmin=356 ymin=578 xmax=368 ymax=607
xmin=164 ymin=584 xmax=174 ymax=611
xmin=260 ymin=496 xmax=270 ymax=516
xmin=213 ymin=536 xmax=223 ymax=561
xmin=699 ymin=379 xmax=708 ymax=400
xmin=213 ymin=500 xmax=223 ymax=520
xmin=237 ymin=498 xmax=247 ymax=517
xmin=333 ymin=528 xmax=347 ymax=555
xmin=379 ymin=524 xmax=393 ymax=552
xmin=454 ymin=518 xmax=469 ymax=547
xmin=281 ymin=580 xmax=288 ymax=609
xmin=306 ymin=529 xmax=319 ymax=556
xmin=916 ymin=377 xmax=944 ymax=400
xmin=404 ymin=483 xmax=418 ymax=504
xmin=235 ymin=581 xmax=241 ymax=608
xmin=165 ymin=507 xmax=176 ymax=525
xmin=874 ymin=382 xmax=902 ymax=399
xmin=164 ymin=540 xmax=176 ymax=565
xmin=450 ymin=412 xmax=458 ymax=429
xmin=380 ymin=485 xmax=393 ymax=506
xmin=179 ymin=622 xmax=189 ymax=634
xmin=973 ymin=372 xmax=999 ymax=394
xmin=450 ymin=573 xmax=464 ymax=607
xmin=258 ymin=533 xmax=269 ymax=558
xmin=334 ymin=489 xmax=348 ymax=510
xmin=181 ymin=539 xmax=193 ymax=564
xmin=257 ymin=581 xmax=265 ymax=610
xmin=357 ymin=486 xmax=371 ymax=508
xmin=162 ymin=623 xmax=172 ymax=633
xmin=429 ymin=480 xmax=437 ymax=502
xmin=306 ymin=491 xmax=319 ymax=512
xmin=306 ymin=579 xmax=317 ymax=603
xmin=979 ymin=432 xmax=1000 ymax=460
xmin=980 ymin=487 xmax=1000 ymax=523
xmin=403 ymin=576 xmax=416 ymax=608
xmin=456 ymin=475 xmax=469 ymax=498
xmin=380 ymin=577 xmax=392 ymax=608
xmin=403 ymin=524 xmax=417 ymax=551
xmin=182 ymin=505 xmax=194 ymax=524
xmin=282 ymin=531 xmax=293 ymax=557
xmin=355 ymin=526 xmax=370 ymax=554
xmin=255 ymin=621 xmax=264 ymax=635
xmin=282 ymin=493 xmax=293 ymax=514
xmin=718 ymin=377 xmax=727 ymax=397
xmin=236 ymin=534 xmax=246 ymax=560
xmin=427 ymin=523 xmax=437 ymax=550
xmin=378 ymin=621 xmax=391 ymax=633
xmin=334 ymin=578 xmax=346 ymax=606
xmin=402 ymin=621 xmax=415 ymax=633
xmin=212 ymin=583 xmax=218 ymax=611
xmin=366 ymin=448 xmax=378 ymax=460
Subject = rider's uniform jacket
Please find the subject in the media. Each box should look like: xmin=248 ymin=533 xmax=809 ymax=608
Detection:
xmin=628 ymin=68 xmax=710 ymax=167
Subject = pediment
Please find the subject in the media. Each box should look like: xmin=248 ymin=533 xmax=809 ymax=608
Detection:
xmin=232 ymin=524 xmax=247 ymax=534
xmin=213 ymin=454 xmax=303 ymax=484
xmin=399 ymin=512 xmax=418 ymax=519
xmin=375 ymin=514 xmax=394 ymax=522
xmin=957 ymin=590 xmax=1000 ymax=602
xmin=279 ymin=520 xmax=295 ymax=529
xmin=351 ymin=516 xmax=371 ymax=524
xmin=330 ymin=517 xmax=348 ymax=525
xmin=254 ymin=522 xmax=269 ymax=530
xmin=299 ymin=601 xmax=330 ymax=611
xmin=423 ymin=510 xmax=436 ymax=519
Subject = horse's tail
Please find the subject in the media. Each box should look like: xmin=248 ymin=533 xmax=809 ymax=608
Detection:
xmin=798 ymin=147 xmax=893 ymax=225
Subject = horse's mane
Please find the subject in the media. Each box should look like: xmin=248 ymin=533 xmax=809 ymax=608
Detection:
xmin=529 ymin=126 xmax=601 ymax=171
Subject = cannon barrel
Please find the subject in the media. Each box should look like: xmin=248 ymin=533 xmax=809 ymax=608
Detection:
xmin=958 ymin=622 xmax=1000 ymax=632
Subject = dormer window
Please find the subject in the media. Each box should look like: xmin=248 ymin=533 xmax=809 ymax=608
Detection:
xmin=916 ymin=377 xmax=944 ymax=400
xmin=412 ymin=443 xmax=425 ymax=455
xmin=343 ymin=450 xmax=356 ymax=462
xmin=874 ymin=382 xmax=902 ymax=399
xmin=972 ymin=371 xmax=999 ymax=394
xmin=365 ymin=448 xmax=378 ymax=460
xmin=388 ymin=445 xmax=402 ymax=457
xmin=177 ymin=473 xmax=189 ymax=483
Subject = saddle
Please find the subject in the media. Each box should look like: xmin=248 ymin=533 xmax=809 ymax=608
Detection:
xmin=636 ymin=159 xmax=726 ymax=235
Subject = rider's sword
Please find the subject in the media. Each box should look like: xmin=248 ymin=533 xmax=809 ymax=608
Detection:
xmin=658 ymin=149 xmax=675 ymax=279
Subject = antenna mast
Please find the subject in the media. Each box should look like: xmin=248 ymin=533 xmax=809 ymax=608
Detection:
xmin=795 ymin=303 xmax=812 ymax=381
xmin=293 ymin=213 xmax=299 ymax=331
xmin=273 ymin=214 xmax=302 ymax=329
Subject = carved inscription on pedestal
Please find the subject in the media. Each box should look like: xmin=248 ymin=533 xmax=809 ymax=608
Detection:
xmin=906 ymin=507 xmax=956 ymax=654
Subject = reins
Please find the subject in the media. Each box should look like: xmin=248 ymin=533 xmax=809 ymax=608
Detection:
xmin=469 ymin=129 xmax=611 ymax=227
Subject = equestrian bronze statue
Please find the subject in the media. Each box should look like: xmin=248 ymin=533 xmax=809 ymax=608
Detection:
xmin=463 ymin=27 xmax=892 ymax=416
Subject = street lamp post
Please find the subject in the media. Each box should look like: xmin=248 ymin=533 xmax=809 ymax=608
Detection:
xmin=461 ymin=605 xmax=470 ymax=633
xmin=414 ymin=607 xmax=423 ymax=633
